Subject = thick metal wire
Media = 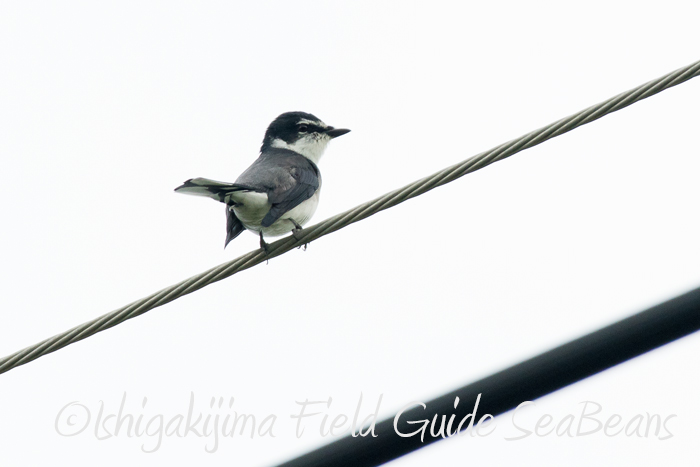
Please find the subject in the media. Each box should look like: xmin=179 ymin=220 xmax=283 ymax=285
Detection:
xmin=272 ymin=286 xmax=700 ymax=467
xmin=1 ymin=60 xmax=699 ymax=375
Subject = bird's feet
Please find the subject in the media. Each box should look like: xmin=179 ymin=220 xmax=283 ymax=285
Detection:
xmin=259 ymin=231 xmax=270 ymax=254
xmin=290 ymin=220 xmax=308 ymax=251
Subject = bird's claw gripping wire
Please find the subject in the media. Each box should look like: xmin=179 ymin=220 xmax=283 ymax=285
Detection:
xmin=290 ymin=220 xmax=308 ymax=251
xmin=259 ymin=231 xmax=270 ymax=254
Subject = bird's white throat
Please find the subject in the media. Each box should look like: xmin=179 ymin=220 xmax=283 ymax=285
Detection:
xmin=270 ymin=134 xmax=331 ymax=164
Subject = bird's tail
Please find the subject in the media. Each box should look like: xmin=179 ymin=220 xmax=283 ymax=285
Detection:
xmin=225 ymin=207 xmax=246 ymax=248
xmin=174 ymin=177 xmax=260 ymax=203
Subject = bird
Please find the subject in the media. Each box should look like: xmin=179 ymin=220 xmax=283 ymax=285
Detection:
xmin=174 ymin=111 xmax=350 ymax=252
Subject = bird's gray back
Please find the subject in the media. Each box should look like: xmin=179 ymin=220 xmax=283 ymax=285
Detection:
xmin=235 ymin=148 xmax=321 ymax=228
xmin=235 ymin=148 xmax=321 ymax=192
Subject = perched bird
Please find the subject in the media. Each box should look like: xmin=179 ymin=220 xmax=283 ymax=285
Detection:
xmin=175 ymin=111 xmax=350 ymax=251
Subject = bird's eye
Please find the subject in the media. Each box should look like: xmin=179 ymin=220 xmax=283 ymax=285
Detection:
xmin=298 ymin=124 xmax=309 ymax=133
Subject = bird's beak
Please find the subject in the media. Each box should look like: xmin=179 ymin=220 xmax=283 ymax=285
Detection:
xmin=325 ymin=127 xmax=351 ymax=138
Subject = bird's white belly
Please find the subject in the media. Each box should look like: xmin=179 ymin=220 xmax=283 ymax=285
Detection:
xmin=232 ymin=190 xmax=320 ymax=237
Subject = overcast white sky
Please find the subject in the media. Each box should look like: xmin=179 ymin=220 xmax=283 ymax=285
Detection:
xmin=2 ymin=1 xmax=700 ymax=465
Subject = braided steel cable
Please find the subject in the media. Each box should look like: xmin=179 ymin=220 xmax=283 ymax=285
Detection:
xmin=1 ymin=59 xmax=699 ymax=375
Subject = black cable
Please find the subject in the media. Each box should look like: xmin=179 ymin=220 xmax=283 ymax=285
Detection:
xmin=273 ymin=286 xmax=700 ymax=467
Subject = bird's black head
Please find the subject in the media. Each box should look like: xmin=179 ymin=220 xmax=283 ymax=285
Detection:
xmin=260 ymin=111 xmax=350 ymax=162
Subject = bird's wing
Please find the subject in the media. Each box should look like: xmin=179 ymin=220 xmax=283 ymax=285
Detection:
xmin=235 ymin=150 xmax=320 ymax=228
xmin=262 ymin=164 xmax=319 ymax=227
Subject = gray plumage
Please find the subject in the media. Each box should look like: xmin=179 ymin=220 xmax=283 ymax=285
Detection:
xmin=237 ymin=148 xmax=321 ymax=228
xmin=175 ymin=111 xmax=349 ymax=249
